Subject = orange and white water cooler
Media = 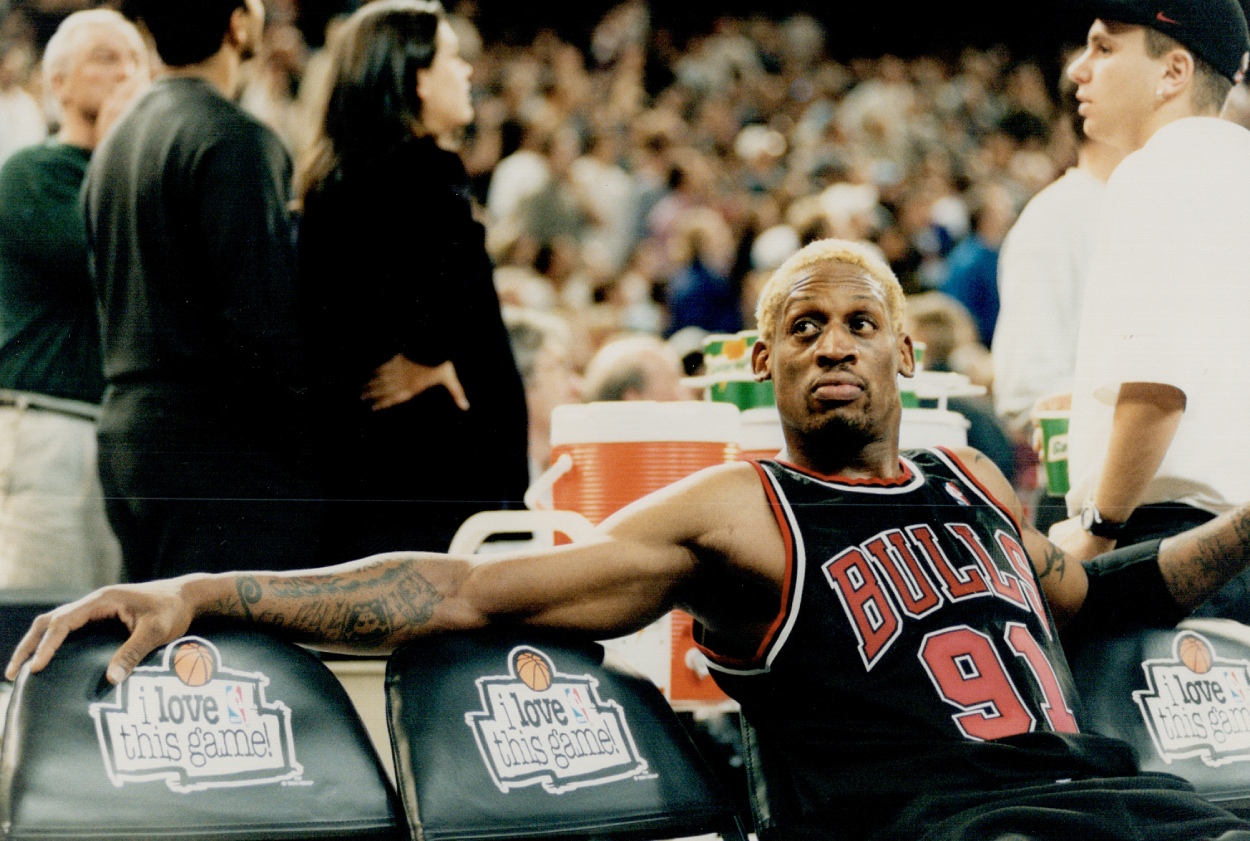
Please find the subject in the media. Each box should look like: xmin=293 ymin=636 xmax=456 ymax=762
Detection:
xmin=539 ymin=401 xmax=740 ymax=707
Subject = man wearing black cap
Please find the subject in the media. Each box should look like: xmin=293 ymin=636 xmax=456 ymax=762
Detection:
xmin=1053 ymin=0 xmax=1250 ymax=624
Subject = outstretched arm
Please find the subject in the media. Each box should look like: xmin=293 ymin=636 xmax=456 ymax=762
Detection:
xmin=5 ymin=462 xmax=776 ymax=685
xmin=4 ymin=538 xmax=694 ymax=686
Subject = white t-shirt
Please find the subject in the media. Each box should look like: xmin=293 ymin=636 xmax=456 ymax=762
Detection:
xmin=992 ymin=167 xmax=1106 ymax=430
xmin=1067 ymin=117 xmax=1250 ymax=516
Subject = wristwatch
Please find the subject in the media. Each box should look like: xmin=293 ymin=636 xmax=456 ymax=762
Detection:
xmin=1079 ymin=499 xmax=1129 ymax=541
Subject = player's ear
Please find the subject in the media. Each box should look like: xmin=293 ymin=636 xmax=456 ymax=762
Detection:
xmin=898 ymin=333 xmax=916 ymax=379
xmin=752 ymin=336 xmax=772 ymax=382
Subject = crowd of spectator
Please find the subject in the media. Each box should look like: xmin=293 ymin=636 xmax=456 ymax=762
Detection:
xmin=0 ymin=0 xmax=1099 ymax=504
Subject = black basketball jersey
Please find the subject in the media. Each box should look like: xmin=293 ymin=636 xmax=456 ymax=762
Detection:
xmin=702 ymin=449 xmax=1138 ymax=840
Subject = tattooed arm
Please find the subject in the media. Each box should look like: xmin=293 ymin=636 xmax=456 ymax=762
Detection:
xmin=1156 ymin=506 xmax=1250 ymax=611
xmin=950 ymin=446 xmax=1090 ymax=626
xmin=0 ymin=555 xmax=459 ymax=685
xmin=952 ymin=445 xmax=1250 ymax=627
xmin=4 ymin=462 xmax=781 ymax=685
xmin=1 ymin=542 xmax=687 ymax=686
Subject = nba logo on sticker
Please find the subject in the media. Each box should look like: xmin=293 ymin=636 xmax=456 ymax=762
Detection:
xmin=1133 ymin=632 xmax=1250 ymax=766
xmin=88 ymin=636 xmax=304 ymax=792
xmin=465 ymin=646 xmax=649 ymax=794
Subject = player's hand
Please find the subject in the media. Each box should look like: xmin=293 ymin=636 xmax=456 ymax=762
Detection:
xmin=4 ymin=580 xmax=197 ymax=686
xmin=361 ymin=354 xmax=470 ymax=412
xmin=1049 ymin=516 xmax=1115 ymax=563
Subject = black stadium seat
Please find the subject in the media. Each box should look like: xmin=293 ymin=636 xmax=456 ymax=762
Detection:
xmin=0 ymin=588 xmax=86 ymax=667
xmin=1069 ymin=617 xmax=1250 ymax=816
xmin=0 ymin=622 xmax=402 ymax=840
xmin=386 ymin=628 xmax=750 ymax=840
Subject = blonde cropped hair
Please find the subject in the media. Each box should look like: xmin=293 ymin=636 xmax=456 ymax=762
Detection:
xmin=754 ymin=238 xmax=906 ymax=342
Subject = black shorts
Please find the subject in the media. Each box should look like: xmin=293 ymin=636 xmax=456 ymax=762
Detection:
xmin=879 ymin=773 xmax=1250 ymax=841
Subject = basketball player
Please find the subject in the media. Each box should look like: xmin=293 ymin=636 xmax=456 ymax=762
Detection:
xmin=12 ymin=239 xmax=1250 ymax=839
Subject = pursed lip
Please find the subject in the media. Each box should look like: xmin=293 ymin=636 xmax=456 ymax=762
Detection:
xmin=810 ymin=371 xmax=867 ymax=402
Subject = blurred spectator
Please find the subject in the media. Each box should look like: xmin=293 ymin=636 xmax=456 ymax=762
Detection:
xmin=992 ymin=60 xmax=1125 ymax=435
xmin=298 ymin=0 xmax=529 ymax=561
xmin=939 ymin=180 xmax=1016 ymax=347
xmin=514 ymin=124 xmax=594 ymax=253
xmin=239 ymin=21 xmax=308 ymax=154
xmin=0 ymin=8 xmax=146 ymax=589
xmin=505 ymin=307 xmax=579 ymax=478
xmin=486 ymin=116 xmax=551 ymax=228
xmin=582 ymin=333 xmax=692 ymax=402
xmin=665 ymin=206 xmax=742 ymax=336
xmin=84 ymin=0 xmax=320 ymax=582
xmin=570 ymin=128 xmax=634 ymax=275
xmin=906 ymin=292 xmax=1015 ymax=480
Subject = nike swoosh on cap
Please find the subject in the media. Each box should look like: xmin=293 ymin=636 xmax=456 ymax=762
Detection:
xmin=1156 ymin=10 xmax=1180 ymax=24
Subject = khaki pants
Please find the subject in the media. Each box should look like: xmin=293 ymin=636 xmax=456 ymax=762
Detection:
xmin=0 ymin=399 xmax=120 ymax=590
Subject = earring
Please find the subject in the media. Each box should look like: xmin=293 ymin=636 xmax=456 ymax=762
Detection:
xmin=1155 ymin=88 xmax=1165 ymax=101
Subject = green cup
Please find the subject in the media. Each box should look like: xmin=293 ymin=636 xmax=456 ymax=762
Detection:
xmin=1035 ymin=410 xmax=1070 ymax=496
xmin=710 ymin=379 xmax=775 ymax=410
xmin=703 ymin=331 xmax=776 ymax=410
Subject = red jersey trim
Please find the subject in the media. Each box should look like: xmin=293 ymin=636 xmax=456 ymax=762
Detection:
xmin=773 ymin=457 xmax=915 ymax=487
xmin=694 ymin=460 xmax=797 ymax=670
xmin=934 ymin=447 xmax=1023 ymax=536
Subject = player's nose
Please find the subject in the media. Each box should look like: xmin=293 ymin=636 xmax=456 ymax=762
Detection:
xmin=814 ymin=324 xmax=858 ymax=364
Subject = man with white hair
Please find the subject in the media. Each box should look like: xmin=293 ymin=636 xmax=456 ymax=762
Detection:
xmin=0 ymin=9 xmax=147 ymax=589
xmin=581 ymin=333 xmax=692 ymax=403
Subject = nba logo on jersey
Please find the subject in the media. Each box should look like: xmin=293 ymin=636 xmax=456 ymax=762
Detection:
xmin=944 ymin=481 xmax=971 ymax=506
xmin=88 ymin=636 xmax=304 ymax=792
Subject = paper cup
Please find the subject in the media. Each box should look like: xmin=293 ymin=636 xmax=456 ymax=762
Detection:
xmin=703 ymin=330 xmax=775 ymax=410
xmin=1035 ymin=410 xmax=1070 ymax=496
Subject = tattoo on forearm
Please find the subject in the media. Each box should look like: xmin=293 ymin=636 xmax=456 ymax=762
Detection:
xmin=1162 ymin=507 xmax=1250 ymax=608
xmin=203 ymin=593 xmax=245 ymax=618
xmin=1037 ymin=541 xmax=1067 ymax=582
xmin=237 ymin=576 xmax=263 ymax=621
xmin=233 ymin=563 xmax=445 ymax=646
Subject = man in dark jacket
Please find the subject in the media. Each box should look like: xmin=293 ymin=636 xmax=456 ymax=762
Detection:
xmin=83 ymin=0 xmax=321 ymax=582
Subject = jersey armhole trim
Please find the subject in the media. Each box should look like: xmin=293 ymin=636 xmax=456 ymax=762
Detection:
xmin=695 ymin=460 xmax=797 ymax=671
xmin=934 ymin=446 xmax=1024 ymax=536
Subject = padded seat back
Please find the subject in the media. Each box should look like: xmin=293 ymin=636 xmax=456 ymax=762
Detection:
xmin=1 ymin=623 xmax=402 ymax=840
xmin=1070 ymin=618 xmax=1250 ymax=815
xmin=386 ymin=628 xmax=748 ymax=840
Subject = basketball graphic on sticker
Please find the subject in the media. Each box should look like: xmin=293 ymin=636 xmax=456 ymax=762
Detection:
xmin=1178 ymin=634 xmax=1212 ymax=675
xmin=173 ymin=641 xmax=215 ymax=686
xmin=515 ymin=650 xmax=552 ymax=691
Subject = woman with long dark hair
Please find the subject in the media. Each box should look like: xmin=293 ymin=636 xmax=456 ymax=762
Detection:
xmin=297 ymin=0 xmax=529 ymax=560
